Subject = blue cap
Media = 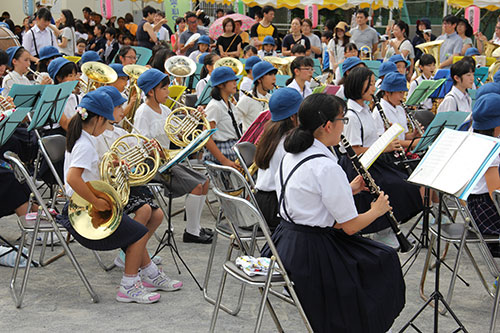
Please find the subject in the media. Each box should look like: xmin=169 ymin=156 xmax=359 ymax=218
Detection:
xmin=475 ymin=82 xmax=500 ymax=100
xmin=245 ymin=56 xmax=261 ymax=71
xmin=38 ymin=46 xmax=61 ymax=61
xmin=262 ymin=36 xmax=275 ymax=46
xmin=472 ymin=93 xmax=500 ymax=130
xmin=494 ymin=71 xmax=500 ymax=83
xmin=389 ymin=54 xmax=410 ymax=68
xmin=197 ymin=35 xmax=210 ymax=45
xmin=47 ymin=57 xmax=71 ymax=80
xmin=342 ymin=57 xmax=363 ymax=76
xmin=252 ymin=61 xmax=277 ymax=83
xmin=78 ymin=89 xmax=115 ymax=121
xmin=109 ymin=63 xmax=128 ymax=77
xmin=465 ymin=47 xmax=480 ymax=57
xmin=137 ymin=68 xmax=168 ymax=95
xmin=269 ymin=88 xmax=302 ymax=121
xmin=379 ymin=61 xmax=398 ymax=78
xmin=100 ymin=86 xmax=127 ymax=107
xmin=80 ymin=51 xmax=101 ymax=64
xmin=6 ymin=46 xmax=21 ymax=67
xmin=210 ymin=66 xmax=238 ymax=87
xmin=380 ymin=72 xmax=408 ymax=92
xmin=198 ymin=52 xmax=209 ymax=64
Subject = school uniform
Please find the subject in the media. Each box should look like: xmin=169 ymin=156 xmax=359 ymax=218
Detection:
xmin=195 ymin=75 xmax=210 ymax=99
xmin=408 ymin=75 xmax=433 ymax=111
xmin=373 ymin=98 xmax=408 ymax=140
xmin=257 ymin=49 xmax=277 ymax=58
xmin=235 ymin=91 xmax=270 ymax=132
xmin=2 ymin=70 xmax=30 ymax=97
xmin=262 ymin=139 xmax=405 ymax=332
xmin=437 ymin=86 xmax=472 ymax=113
xmin=204 ymin=98 xmax=240 ymax=162
xmin=238 ymin=76 xmax=253 ymax=100
xmin=58 ymin=130 xmax=147 ymax=251
xmin=287 ymin=79 xmax=312 ymax=98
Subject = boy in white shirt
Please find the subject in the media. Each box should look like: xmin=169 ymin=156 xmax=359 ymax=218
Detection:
xmin=437 ymin=59 xmax=474 ymax=113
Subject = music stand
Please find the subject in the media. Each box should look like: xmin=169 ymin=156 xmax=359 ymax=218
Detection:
xmin=152 ymin=129 xmax=217 ymax=290
xmin=8 ymin=84 xmax=45 ymax=109
xmin=430 ymin=69 xmax=453 ymax=99
xmin=195 ymin=81 xmax=213 ymax=107
xmin=405 ymin=79 xmax=446 ymax=107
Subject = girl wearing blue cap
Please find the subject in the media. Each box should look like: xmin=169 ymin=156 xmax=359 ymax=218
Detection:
xmin=2 ymin=47 xmax=32 ymax=97
xmin=257 ymin=36 xmax=277 ymax=58
xmin=61 ymin=89 xmax=181 ymax=304
xmin=262 ymin=93 xmax=404 ymax=332
xmin=135 ymin=69 xmax=213 ymax=244
xmin=253 ymin=87 xmax=301 ymax=229
xmin=189 ymin=35 xmax=210 ymax=62
xmin=238 ymin=55 xmax=261 ymax=99
xmin=467 ymin=92 xmax=500 ymax=257
xmin=334 ymin=54 xmax=365 ymax=100
xmin=286 ymin=56 xmax=314 ymax=98
xmin=204 ymin=66 xmax=241 ymax=168
xmin=236 ymin=60 xmax=276 ymax=132
xmin=436 ymin=60 xmax=474 ymax=113
xmin=196 ymin=53 xmax=220 ymax=99
xmin=341 ymin=67 xmax=423 ymax=246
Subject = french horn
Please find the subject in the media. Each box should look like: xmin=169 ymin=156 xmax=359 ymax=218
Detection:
xmin=122 ymin=64 xmax=148 ymax=132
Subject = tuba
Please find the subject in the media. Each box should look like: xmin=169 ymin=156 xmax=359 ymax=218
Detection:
xmin=81 ymin=61 xmax=118 ymax=93
xmin=214 ymin=57 xmax=244 ymax=75
xmin=484 ymin=41 xmax=500 ymax=58
xmin=122 ymin=64 xmax=147 ymax=132
xmin=263 ymin=56 xmax=291 ymax=75
xmin=164 ymin=55 xmax=197 ymax=78
xmin=416 ymin=40 xmax=444 ymax=68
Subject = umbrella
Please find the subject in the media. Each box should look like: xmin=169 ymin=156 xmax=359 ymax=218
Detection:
xmin=209 ymin=13 xmax=256 ymax=40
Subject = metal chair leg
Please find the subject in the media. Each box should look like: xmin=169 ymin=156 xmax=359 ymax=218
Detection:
xmin=209 ymin=266 xmax=230 ymax=333
xmin=490 ymin=281 xmax=500 ymax=333
xmin=255 ymin=257 xmax=283 ymax=333
xmin=93 ymin=250 xmax=117 ymax=272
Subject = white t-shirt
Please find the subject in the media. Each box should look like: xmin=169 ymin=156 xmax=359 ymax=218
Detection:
xmin=408 ymin=75 xmax=433 ymax=110
xmin=471 ymin=155 xmax=500 ymax=195
xmin=235 ymin=91 xmax=270 ymax=132
xmin=344 ymin=99 xmax=379 ymax=147
xmin=305 ymin=33 xmax=321 ymax=57
xmin=157 ymin=26 xmax=169 ymax=42
xmin=256 ymin=137 xmax=286 ymax=192
xmin=95 ymin=126 xmax=132 ymax=159
xmin=238 ymin=76 xmax=253 ymax=99
xmin=372 ymin=98 xmax=408 ymax=140
xmin=59 ymin=27 xmax=76 ymax=56
xmin=437 ymin=86 xmax=472 ymax=113
xmin=287 ymin=79 xmax=312 ymax=98
xmin=63 ymin=94 xmax=79 ymax=120
xmin=257 ymin=49 xmax=277 ymax=58
xmin=328 ymin=38 xmax=345 ymax=68
xmin=383 ymin=39 xmax=415 ymax=61
xmin=276 ymin=139 xmax=358 ymax=228
xmin=196 ymin=75 xmax=210 ymax=99
xmin=205 ymin=98 xmax=239 ymax=141
xmin=133 ymin=103 xmax=172 ymax=149
xmin=63 ymin=130 xmax=100 ymax=197
xmin=2 ymin=71 xmax=30 ymax=97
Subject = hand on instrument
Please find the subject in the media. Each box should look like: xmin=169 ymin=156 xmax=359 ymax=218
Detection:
xmin=222 ymin=158 xmax=239 ymax=170
xmin=350 ymin=175 xmax=368 ymax=195
xmin=385 ymin=139 xmax=402 ymax=152
xmin=371 ymin=191 xmax=391 ymax=217
xmin=196 ymin=105 xmax=206 ymax=117
xmin=92 ymin=198 xmax=111 ymax=212
xmin=40 ymin=75 xmax=53 ymax=85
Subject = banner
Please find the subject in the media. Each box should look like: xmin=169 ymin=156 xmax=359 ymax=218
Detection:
xmin=164 ymin=0 xmax=191 ymax=30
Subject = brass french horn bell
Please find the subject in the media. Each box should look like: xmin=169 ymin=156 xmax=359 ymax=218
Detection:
xmin=81 ymin=61 xmax=118 ymax=93
xmin=214 ymin=57 xmax=244 ymax=75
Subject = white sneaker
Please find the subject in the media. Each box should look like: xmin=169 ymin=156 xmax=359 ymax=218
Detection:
xmin=141 ymin=269 xmax=183 ymax=292
xmin=116 ymin=281 xmax=161 ymax=304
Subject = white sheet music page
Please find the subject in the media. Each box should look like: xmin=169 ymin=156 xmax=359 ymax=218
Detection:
xmin=360 ymin=123 xmax=404 ymax=169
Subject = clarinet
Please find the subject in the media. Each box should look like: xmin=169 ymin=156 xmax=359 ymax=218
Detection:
xmin=402 ymin=103 xmax=424 ymax=137
xmin=372 ymin=94 xmax=412 ymax=175
xmin=340 ymin=135 xmax=414 ymax=253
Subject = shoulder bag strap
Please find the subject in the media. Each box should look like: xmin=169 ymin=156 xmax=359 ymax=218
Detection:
xmin=346 ymin=108 xmax=364 ymax=146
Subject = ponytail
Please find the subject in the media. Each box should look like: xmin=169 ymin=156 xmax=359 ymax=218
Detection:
xmin=284 ymin=126 xmax=314 ymax=154
xmin=66 ymin=110 xmax=99 ymax=152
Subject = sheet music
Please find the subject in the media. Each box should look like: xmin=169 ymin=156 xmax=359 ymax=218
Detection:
xmin=360 ymin=124 xmax=404 ymax=169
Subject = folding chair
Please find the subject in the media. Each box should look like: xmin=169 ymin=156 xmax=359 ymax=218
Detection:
xmin=208 ymin=186 xmax=312 ymax=332
xmin=4 ymin=151 xmax=98 ymax=308
xmin=233 ymin=141 xmax=257 ymax=189
xmin=364 ymin=60 xmax=381 ymax=79
xmin=131 ymin=46 xmax=152 ymax=66
xmin=488 ymin=190 xmax=500 ymax=333
xmin=312 ymin=58 xmax=322 ymax=77
xmin=274 ymin=75 xmax=290 ymax=88
xmin=204 ymin=162 xmax=263 ymax=315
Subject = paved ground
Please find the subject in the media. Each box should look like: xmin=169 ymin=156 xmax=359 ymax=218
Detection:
xmin=0 ymin=192 xmax=498 ymax=332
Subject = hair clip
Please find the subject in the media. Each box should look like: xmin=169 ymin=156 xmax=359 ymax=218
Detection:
xmin=77 ymin=107 xmax=88 ymax=120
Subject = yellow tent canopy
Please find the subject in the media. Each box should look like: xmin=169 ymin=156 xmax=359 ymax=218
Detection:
xmin=447 ymin=0 xmax=500 ymax=11
xmin=240 ymin=0 xmax=403 ymax=10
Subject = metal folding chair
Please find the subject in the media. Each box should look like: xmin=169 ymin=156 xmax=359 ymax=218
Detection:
xmin=488 ymin=190 xmax=500 ymax=333
xmin=4 ymin=151 xmax=99 ymax=308
xmin=233 ymin=141 xmax=257 ymax=189
xmin=208 ymin=186 xmax=312 ymax=332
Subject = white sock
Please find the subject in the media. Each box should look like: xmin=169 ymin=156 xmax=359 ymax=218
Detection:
xmin=121 ymin=274 xmax=140 ymax=288
xmin=140 ymin=260 xmax=159 ymax=279
xmin=185 ymin=194 xmax=203 ymax=236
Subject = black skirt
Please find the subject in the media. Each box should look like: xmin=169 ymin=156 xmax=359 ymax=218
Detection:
xmin=254 ymin=190 xmax=280 ymax=231
xmin=467 ymin=193 xmax=500 ymax=257
xmin=0 ymin=167 xmax=31 ymax=218
xmin=262 ymin=220 xmax=405 ymax=333
xmin=57 ymin=203 xmax=148 ymax=252
xmin=124 ymin=186 xmax=159 ymax=215
xmin=338 ymin=153 xmax=423 ymax=233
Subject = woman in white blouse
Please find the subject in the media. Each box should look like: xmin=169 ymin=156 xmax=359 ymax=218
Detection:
xmin=382 ymin=20 xmax=414 ymax=79
xmin=55 ymin=10 xmax=76 ymax=56
xmin=262 ymin=93 xmax=404 ymax=332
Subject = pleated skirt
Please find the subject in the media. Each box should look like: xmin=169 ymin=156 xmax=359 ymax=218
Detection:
xmin=262 ymin=220 xmax=406 ymax=333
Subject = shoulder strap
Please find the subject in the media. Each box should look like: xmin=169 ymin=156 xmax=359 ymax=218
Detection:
xmin=346 ymin=108 xmax=364 ymax=146
xmin=31 ymin=29 xmax=39 ymax=58
xmin=278 ymin=153 xmax=327 ymax=224
xmin=226 ymin=103 xmax=242 ymax=139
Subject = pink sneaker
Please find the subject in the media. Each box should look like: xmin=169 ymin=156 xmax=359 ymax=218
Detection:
xmin=116 ymin=281 xmax=161 ymax=304
xmin=142 ymin=269 xmax=183 ymax=292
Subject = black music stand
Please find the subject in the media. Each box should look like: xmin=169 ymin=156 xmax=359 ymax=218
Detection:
xmin=151 ymin=129 xmax=216 ymax=290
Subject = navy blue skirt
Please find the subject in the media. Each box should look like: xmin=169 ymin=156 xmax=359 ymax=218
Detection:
xmin=262 ymin=220 xmax=405 ymax=333
xmin=57 ymin=203 xmax=148 ymax=251
xmin=338 ymin=153 xmax=423 ymax=233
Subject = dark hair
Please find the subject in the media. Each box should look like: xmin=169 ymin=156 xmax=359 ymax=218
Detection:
xmin=457 ymin=18 xmax=473 ymax=37
xmin=125 ymin=13 xmax=134 ymax=23
xmin=54 ymin=62 xmax=77 ymax=84
xmin=75 ymin=21 xmax=86 ymax=34
xmin=200 ymin=52 xmax=219 ymax=79
xmin=443 ymin=15 xmax=458 ymax=26
xmin=262 ymin=6 xmax=275 ymax=14
xmin=116 ymin=46 xmax=136 ymax=63
xmin=185 ymin=12 xmax=197 ymax=21
xmin=291 ymin=44 xmax=306 ymax=55
xmin=0 ymin=49 xmax=7 ymax=66
xmin=117 ymin=17 xmax=125 ymax=24
xmin=198 ymin=12 xmax=210 ymax=27
xmin=325 ymin=19 xmax=335 ymax=32
xmin=95 ymin=24 xmax=106 ymax=35
xmin=462 ymin=55 xmax=476 ymax=69
xmin=36 ymin=7 xmax=52 ymax=21
xmin=10 ymin=47 xmax=27 ymax=69
xmin=255 ymin=117 xmax=295 ymax=169
xmin=243 ymin=45 xmax=257 ymax=55
xmin=211 ymin=85 xmax=227 ymax=101
xmin=284 ymin=94 xmax=344 ymax=154
xmin=473 ymin=128 xmax=494 ymax=137
xmin=450 ymin=59 xmax=474 ymax=84
xmin=66 ymin=111 xmax=101 ymax=152
xmin=394 ymin=20 xmax=409 ymax=38
xmin=226 ymin=10 xmax=236 ymax=15
xmin=216 ymin=9 xmax=224 ymax=14
xmin=146 ymin=76 xmax=170 ymax=98
xmin=254 ymin=10 xmax=263 ymax=20
xmin=76 ymin=38 xmax=86 ymax=46
xmin=253 ymin=68 xmax=277 ymax=96
xmin=82 ymin=7 xmax=92 ymax=14
xmin=419 ymin=54 xmax=436 ymax=66
xmin=334 ymin=28 xmax=350 ymax=45
xmin=61 ymin=9 xmax=75 ymax=28
xmin=344 ymin=42 xmax=358 ymax=54
xmin=105 ymin=27 xmax=116 ymax=37
xmin=344 ymin=66 xmax=374 ymax=100
xmin=175 ymin=17 xmax=185 ymax=27
xmin=303 ymin=18 xmax=313 ymax=28
xmin=286 ymin=56 xmax=314 ymax=85
xmin=156 ymin=11 xmax=165 ymax=18
xmin=142 ymin=6 xmax=156 ymax=18
xmin=356 ymin=9 xmax=369 ymax=18
xmin=1 ymin=11 xmax=9 ymax=18
xmin=222 ymin=18 xmax=235 ymax=33
xmin=322 ymin=31 xmax=333 ymax=40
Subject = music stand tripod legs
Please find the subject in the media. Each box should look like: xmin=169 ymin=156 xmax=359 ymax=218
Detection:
xmin=149 ymin=171 xmax=202 ymax=290
xmin=399 ymin=191 xmax=468 ymax=333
